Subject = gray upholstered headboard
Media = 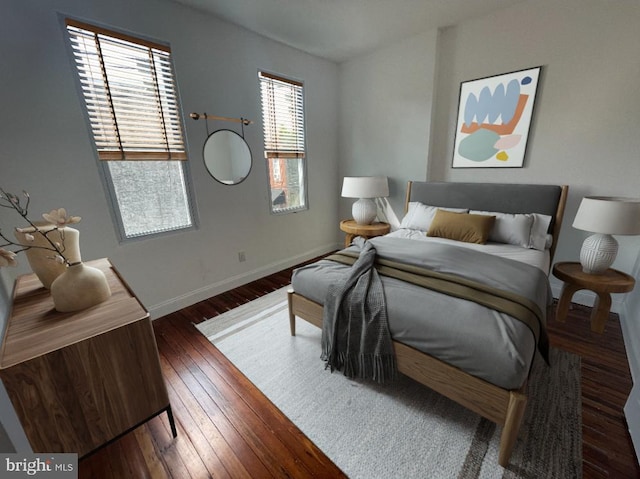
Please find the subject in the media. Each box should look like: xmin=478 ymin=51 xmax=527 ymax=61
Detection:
xmin=405 ymin=181 xmax=569 ymax=260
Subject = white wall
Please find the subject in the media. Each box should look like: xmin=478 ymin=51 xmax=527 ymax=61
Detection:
xmin=338 ymin=30 xmax=439 ymax=220
xmin=0 ymin=0 xmax=340 ymax=319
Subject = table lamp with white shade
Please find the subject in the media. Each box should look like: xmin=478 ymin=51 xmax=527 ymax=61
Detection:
xmin=572 ymin=196 xmax=640 ymax=274
xmin=341 ymin=176 xmax=389 ymax=225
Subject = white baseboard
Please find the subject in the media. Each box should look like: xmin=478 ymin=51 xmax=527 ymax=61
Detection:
xmin=148 ymin=242 xmax=339 ymax=320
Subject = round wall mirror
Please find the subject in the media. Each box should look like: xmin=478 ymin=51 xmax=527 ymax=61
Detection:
xmin=203 ymin=129 xmax=252 ymax=185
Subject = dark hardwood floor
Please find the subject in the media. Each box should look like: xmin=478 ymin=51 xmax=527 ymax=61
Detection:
xmin=548 ymin=301 xmax=639 ymax=478
xmin=79 ymin=262 xmax=639 ymax=478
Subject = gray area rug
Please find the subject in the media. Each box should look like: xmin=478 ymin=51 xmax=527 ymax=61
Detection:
xmin=197 ymin=287 xmax=582 ymax=479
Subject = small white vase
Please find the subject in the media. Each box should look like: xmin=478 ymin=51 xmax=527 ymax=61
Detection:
xmin=14 ymin=224 xmax=81 ymax=289
xmin=50 ymin=262 xmax=112 ymax=312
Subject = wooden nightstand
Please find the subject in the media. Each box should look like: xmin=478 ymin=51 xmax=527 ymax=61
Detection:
xmin=0 ymin=258 xmax=176 ymax=457
xmin=339 ymin=219 xmax=390 ymax=248
xmin=552 ymin=261 xmax=635 ymax=333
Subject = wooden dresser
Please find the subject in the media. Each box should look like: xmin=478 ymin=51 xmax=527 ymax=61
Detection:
xmin=0 ymin=258 xmax=176 ymax=457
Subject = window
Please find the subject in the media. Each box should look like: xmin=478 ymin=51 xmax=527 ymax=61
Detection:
xmin=66 ymin=19 xmax=195 ymax=239
xmin=259 ymin=71 xmax=307 ymax=213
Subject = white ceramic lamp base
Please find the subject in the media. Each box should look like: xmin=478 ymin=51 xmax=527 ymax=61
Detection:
xmin=352 ymin=198 xmax=377 ymax=225
xmin=580 ymin=233 xmax=618 ymax=274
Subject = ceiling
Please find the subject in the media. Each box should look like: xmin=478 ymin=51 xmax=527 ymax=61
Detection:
xmin=173 ymin=0 xmax=527 ymax=63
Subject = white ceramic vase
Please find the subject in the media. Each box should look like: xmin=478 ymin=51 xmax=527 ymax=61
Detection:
xmin=50 ymin=262 xmax=112 ymax=312
xmin=14 ymin=224 xmax=81 ymax=289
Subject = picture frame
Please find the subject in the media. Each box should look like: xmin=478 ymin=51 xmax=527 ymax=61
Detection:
xmin=452 ymin=66 xmax=542 ymax=168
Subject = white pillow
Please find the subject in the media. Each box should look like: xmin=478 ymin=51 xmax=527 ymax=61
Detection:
xmin=400 ymin=202 xmax=468 ymax=231
xmin=470 ymin=210 xmax=534 ymax=248
xmin=529 ymin=213 xmax=553 ymax=251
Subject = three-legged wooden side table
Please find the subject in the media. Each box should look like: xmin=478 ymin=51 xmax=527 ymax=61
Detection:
xmin=339 ymin=220 xmax=390 ymax=247
xmin=552 ymin=261 xmax=635 ymax=333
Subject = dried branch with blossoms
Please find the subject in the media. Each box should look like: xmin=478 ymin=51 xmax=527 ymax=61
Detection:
xmin=0 ymin=188 xmax=81 ymax=268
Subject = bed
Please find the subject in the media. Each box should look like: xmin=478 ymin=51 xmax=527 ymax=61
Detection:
xmin=287 ymin=181 xmax=568 ymax=467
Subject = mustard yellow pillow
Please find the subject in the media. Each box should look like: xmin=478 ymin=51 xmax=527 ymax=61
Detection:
xmin=427 ymin=210 xmax=496 ymax=244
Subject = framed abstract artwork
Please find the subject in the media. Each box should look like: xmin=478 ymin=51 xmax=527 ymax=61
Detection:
xmin=452 ymin=66 xmax=542 ymax=168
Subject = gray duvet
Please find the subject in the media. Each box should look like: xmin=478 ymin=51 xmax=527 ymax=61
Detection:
xmin=291 ymin=236 xmax=551 ymax=390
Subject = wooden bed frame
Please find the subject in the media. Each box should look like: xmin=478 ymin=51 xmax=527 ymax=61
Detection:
xmin=287 ymin=181 xmax=568 ymax=467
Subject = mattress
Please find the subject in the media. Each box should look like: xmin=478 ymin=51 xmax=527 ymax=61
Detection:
xmin=291 ymin=234 xmax=551 ymax=390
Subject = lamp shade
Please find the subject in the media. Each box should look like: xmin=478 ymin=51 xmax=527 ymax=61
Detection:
xmin=572 ymin=196 xmax=640 ymax=235
xmin=341 ymin=176 xmax=389 ymax=199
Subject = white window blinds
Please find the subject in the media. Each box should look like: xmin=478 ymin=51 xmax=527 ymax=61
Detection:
xmin=66 ymin=19 xmax=187 ymax=161
xmin=259 ymin=72 xmax=305 ymax=159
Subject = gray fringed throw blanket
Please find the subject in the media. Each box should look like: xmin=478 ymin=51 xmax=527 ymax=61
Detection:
xmin=321 ymin=240 xmax=397 ymax=383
